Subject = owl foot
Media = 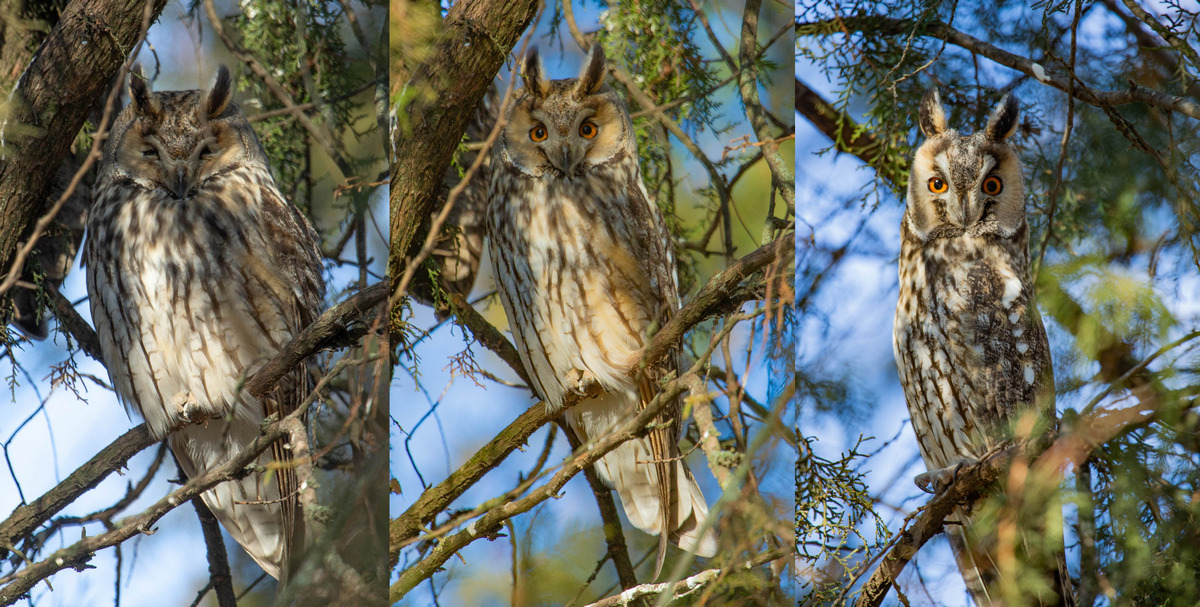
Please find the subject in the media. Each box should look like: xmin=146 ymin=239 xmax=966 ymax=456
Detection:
xmin=565 ymin=368 xmax=599 ymax=396
xmin=172 ymin=391 xmax=207 ymax=425
xmin=914 ymin=457 xmax=979 ymax=494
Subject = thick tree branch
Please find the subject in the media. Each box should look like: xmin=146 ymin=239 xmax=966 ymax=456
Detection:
xmin=389 ymin=0 xmax=537 ymax=309
xmin=0 ymin=0 xmax=166 ymax=296
xmin=794 ymin=78 xmax=903 ymax=187
xmin=245 ymin=281 xmax=385 ymax=398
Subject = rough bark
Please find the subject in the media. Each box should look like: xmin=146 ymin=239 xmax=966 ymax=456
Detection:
xmin=388 ymin=0 xmax=537 ymax=312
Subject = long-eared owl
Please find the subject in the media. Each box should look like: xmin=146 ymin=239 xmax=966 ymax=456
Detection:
xmin=487 ymin=45 xmax=717 ymax=571
xmin=893 ymin=88 xmax=1073 ymax=606
xmin=84 ymin=66 xmax=325 ymax=581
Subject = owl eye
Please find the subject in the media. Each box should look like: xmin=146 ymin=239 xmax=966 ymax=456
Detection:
xmin=982 ymin=175 xmax=1003 ymax=196
xmin=142 ymin=148 xmax=158 ymax=159
xmin=579 ymin=121 xmax=598 ymax=139
xmin=199 ymin=146 xmax=215 ymax=160
xmin=928 ymin=177 xmax=948 ymax=194
xmin=530 ymin=125 xmax=548 ymax=142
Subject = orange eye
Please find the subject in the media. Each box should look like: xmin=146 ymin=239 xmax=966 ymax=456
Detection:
xmin=579 ymin=121 xmax=598 ymax=139
xmin=928 ymin=177 xmax=948 ymax=194
xmin=530 ymin=126 xmax=548 ymax=142
xmin=982 ymin=175 xmax=1003 ymax=196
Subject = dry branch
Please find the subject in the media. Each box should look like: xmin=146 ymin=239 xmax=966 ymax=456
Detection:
xmin=582 ymin=547 xmax=788 ymax=607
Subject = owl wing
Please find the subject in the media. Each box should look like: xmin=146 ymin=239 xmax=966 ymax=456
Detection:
xmin=965 ymin=261 xmax=1055 ymax=450
xmin=624 ymin=179 xmax=690 ymax=570
xmin=248 ymin=186 xmax=326 ymax=577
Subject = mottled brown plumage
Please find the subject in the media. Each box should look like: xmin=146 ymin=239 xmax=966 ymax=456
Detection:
xmin=487 ymin=46 xmax=716 ymax=574
xmin=894 ymin=88 xmax=1072 ymax=606
xmin=84 ymin=66 xmax=324 ymax=581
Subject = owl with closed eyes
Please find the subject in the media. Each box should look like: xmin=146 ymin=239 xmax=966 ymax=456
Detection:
xmin=487 ymin=45 xmax=717 ymax=573
xmin=893 ymin=89 xmax=1073 ymax=606
xmin=84 ymin=66 xmax=324 ymax=582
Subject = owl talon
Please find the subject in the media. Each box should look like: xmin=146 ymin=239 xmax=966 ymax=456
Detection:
xmin=566 ymin=368 xmax=598 ymax=396
xmin=914 ymin=457 xmax=979 ymax=494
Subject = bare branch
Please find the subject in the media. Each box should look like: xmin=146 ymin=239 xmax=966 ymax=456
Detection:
xmin=800 ymin=15 xmax=1200 ymax=120
xmin=582 ymin=547 xmax=789 ymax=607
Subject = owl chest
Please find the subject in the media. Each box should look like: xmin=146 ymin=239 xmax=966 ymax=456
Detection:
xmin=895 ymin=239 xmax=1042 ymax=457
xmin=88 ymin=190 xmax=290 ymax=435
xmin=490 ymin=183 xmax=653 ymax=394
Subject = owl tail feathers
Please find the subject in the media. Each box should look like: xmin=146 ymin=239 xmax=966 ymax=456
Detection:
xmin=595 ymin=439 xmax=718 ymax=566
xmin=947 ymin=510 xmax=1075 ymax=607
xmin=198 ymin=473 xmax=288 ymax=580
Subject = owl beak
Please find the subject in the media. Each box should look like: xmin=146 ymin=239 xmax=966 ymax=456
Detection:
xmin=550 ymin=144 xmax=582 ymax=177
xmin=168 ymin=165 xmax=194 ymax=199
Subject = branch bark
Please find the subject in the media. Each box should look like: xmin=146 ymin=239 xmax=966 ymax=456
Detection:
xmin=794 ymin=78 xmax=903 ymax=187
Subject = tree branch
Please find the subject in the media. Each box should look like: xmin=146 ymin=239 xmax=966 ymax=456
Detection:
xmin=799 ymin=15 xmax=1200 ymax=120
xmin=192 ymin=497 xmax=236 ymax=607
xmin=0 ymin=282 xmax=384 ymax=574
xmin=388 ymin=0 xmax=537 ymax=310
xmin=0 ymin=406 xmax=296 ymax=604
xmin=794 ymin=78 xmax=903 ymax=187
xmin=582 ymin=547 xmax=789 ymax=607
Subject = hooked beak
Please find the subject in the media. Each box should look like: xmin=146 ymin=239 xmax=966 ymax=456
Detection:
xmin=166 ymin=163 xmax=194 ymax=199
xmin=548 ymin=143 xmax=583 ymax=177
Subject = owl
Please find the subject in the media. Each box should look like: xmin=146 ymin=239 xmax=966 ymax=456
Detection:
xmin=893 ymin=88 xmax=1073 ymax=606
xmin=83 ymin=66 xmax=325 ymax=582
xmin=487 ymin=45 xmax=717 ymax=573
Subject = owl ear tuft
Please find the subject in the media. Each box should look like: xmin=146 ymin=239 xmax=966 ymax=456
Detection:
xmin=575 ymin=45 xmax=607 ymax=98
xmin=522 ymin=47 xmax=548 ymax=99
xmin=129 ymin=64 xmax=158 ymax=118
xmin=205 ymin=66 xmax=233 ymax=120
xmin=918 ymin=88 xmax=947 ymax=138
xmin=985 ymin=93 xmax=1020 ymax=141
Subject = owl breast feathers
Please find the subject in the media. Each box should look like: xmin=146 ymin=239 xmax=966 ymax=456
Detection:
xmin=486 ymin=45 xmax=717 ymax=572
xmin=84 ymin=66 xmax=324 ymax=581
xmin=893 ymin=88 xmax=1073 ymax=606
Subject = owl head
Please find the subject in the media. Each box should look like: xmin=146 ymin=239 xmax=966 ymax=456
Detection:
xmin=905 ymin=88 xmax=1025 ymax=243
xmin=497 ymin=45 xmax=636 ymax=179
xmin=102 ymin=65 xmax=268 ymax=199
